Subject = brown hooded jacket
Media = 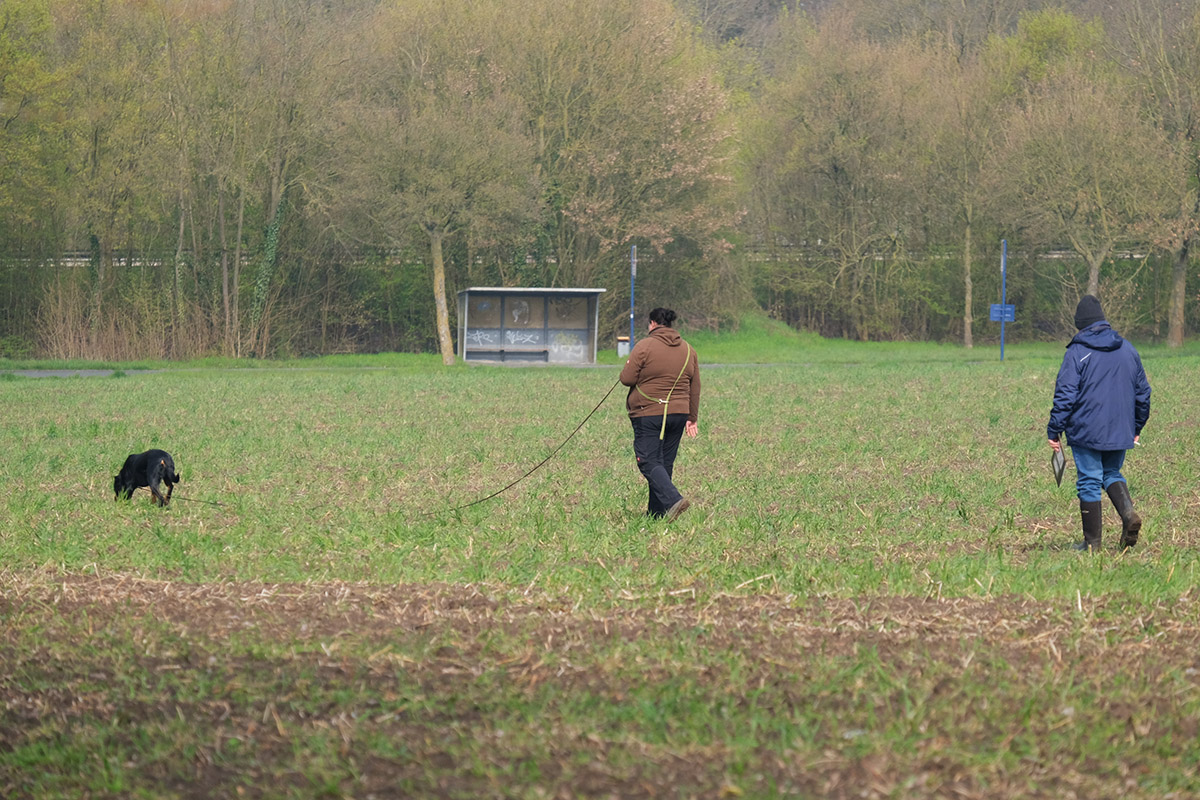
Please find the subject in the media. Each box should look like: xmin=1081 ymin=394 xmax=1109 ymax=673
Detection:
xmin=618 ymin=326 xmax=701 ymax=422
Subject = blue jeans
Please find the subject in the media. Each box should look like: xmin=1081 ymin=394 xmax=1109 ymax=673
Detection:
xmin=1070 ymin=445 xmax=1127 ymax=502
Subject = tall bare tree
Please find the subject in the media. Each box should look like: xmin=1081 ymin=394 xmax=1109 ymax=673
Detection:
xmin=56 ymin=0 xmax=170 ymax=322
xmin=746 ymin=13 xmax=934 ymax=340
xmin=921 ymin=35 xmax=1014 ymax=348
xmin=320 ymin=0 xmax=540 ymax=365
xmin=0 ymin=0 xmax=65 ymax=255
xmin=498 ymin=0 xmax=737 ymax=289
xmin=1110 ymin=0 xmax=1200 ymax=347
xmin=990 ymin=68 xmax=1176 ymax=303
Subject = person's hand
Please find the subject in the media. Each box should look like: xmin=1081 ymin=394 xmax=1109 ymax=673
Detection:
xmin=1048 ymin=437 xmax=1061 ymax=453
xmin=685 ymin=420 xmax=699 ymax=438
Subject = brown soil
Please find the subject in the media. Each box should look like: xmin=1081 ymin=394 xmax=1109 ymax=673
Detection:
xmin=3 ymin=573 xmax=1199 ymax=799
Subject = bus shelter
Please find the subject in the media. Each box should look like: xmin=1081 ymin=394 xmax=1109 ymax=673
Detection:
xmin=457 ymin=287 xmax=606 ymax=364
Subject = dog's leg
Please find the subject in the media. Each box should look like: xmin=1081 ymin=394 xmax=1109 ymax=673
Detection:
xmin=150 ymin=485 xmax=166 ymax=506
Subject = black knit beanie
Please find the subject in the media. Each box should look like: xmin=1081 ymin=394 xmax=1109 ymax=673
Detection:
xmin=1074 ymin=295 xmax=1105 ymax=330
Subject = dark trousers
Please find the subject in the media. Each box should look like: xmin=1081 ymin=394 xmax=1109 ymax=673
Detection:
xmin=631 ymin=413 xmax=688 ymax=517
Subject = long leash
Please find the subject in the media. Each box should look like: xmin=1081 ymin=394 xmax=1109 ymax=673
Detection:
xmin=171 ymin=494 xmax=229 ymax=508
xmin=421 ymin=377 xmax=623 ymax=517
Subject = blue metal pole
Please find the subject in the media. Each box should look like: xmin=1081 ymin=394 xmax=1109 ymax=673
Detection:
xmin=630 ymin=245 xmax=637 ymax=347
xmin=1000 ymin=239 xmax=1007 ymax=362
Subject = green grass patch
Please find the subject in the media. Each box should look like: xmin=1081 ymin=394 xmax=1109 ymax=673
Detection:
xmin=2 ymin=333 xmax=1200 ymax=797
xmin=3 ymin=348 xmax=1196 ymax=600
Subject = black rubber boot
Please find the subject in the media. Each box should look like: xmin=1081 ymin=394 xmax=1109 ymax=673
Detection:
xmin=1073 ymin=500 xmax=1103 ymax=552
xmin=1106 ymin=482 xmax=1142 ymax=550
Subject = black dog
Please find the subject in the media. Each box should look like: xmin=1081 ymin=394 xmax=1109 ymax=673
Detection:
xmin=113 ymin=449 xmax=180 ymax=507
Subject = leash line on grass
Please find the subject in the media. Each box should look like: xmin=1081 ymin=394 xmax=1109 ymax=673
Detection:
xmin=421 ymin=377 xmax=623 ymax=517
xmin=171 ymin=494 xmax=229 ymax=508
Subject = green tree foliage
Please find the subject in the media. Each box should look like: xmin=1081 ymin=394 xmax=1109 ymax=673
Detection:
xmin=1 ymin=0 xmax=1198 ymax=357
xmin=0 ymin=0 xmax=65 ymax=252
xmin=983 ymin=6 xmax=1108 ymax=89
xmin=0 ymin=0 xmax=67 ymax=343
xmin=740 ymin=2 xmax=1193 ymax=343
xmin=55 ymin=0 xmax=171 ymax=321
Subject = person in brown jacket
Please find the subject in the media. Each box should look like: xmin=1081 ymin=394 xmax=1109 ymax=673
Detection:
xmin=618 ymin=307 xmax=701 ymax=522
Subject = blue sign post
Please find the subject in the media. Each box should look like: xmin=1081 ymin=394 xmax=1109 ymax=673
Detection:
xmin=990 ymin=239 xmax=1015 ymax=361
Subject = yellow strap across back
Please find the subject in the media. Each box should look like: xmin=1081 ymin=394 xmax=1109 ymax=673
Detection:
xmin=635 ymin=343 xmax=692 ymax=440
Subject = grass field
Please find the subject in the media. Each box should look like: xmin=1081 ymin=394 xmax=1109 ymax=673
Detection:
xmin=3 ymin=325 xmax=1200 ymax=798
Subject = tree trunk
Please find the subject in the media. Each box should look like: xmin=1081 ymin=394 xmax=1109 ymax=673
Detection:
xmin=249 ymin=203 xmax=283 ymax=357
xmin=93 ymin=233 xmax=113 ymax=324
xmin=219 ymin=187 xmax=231 ymax=355
xmin=428 ymin=229 xmax=456 ymax=365
xmin=233 ymin=190 xmax=245 ymax=357
xmin=1168 ymin=236 xmax=1190 ymax=347
xmin=172 ymin=190 xmax=185 ymax=359
xmin=962 ymin=218 xmax=973 ymax=349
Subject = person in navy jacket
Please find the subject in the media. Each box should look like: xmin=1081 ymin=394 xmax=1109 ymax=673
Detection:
xmin=1047 ymin=295 xmax=1151 ymax=552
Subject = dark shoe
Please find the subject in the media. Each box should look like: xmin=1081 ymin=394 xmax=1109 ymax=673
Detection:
xmin=665 ymin=497 xmax=690 ymax=523
xmin=1106 ymin=482 xmax=1141 ymax=550
xmin=1079 ymin=499 xmax=1103 ymax=551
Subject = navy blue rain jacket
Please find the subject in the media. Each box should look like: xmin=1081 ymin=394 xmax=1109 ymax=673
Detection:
xmin=1047 ymin=323 xmax=1150 ymax=450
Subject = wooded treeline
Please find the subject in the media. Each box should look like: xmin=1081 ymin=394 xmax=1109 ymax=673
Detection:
xmin=2 ymin=0 xmax=1199 ymax=359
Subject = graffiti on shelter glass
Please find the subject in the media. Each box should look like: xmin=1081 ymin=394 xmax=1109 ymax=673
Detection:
xmin=550 ymin=331 xmax=585 ymax=360
xmin=466 ymin=330 xmax=499 ymax=346
xmin=506 ymin=330 xmax=541 ymax=345
xmin=509 ymin=300 xmax=531 ymax=326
